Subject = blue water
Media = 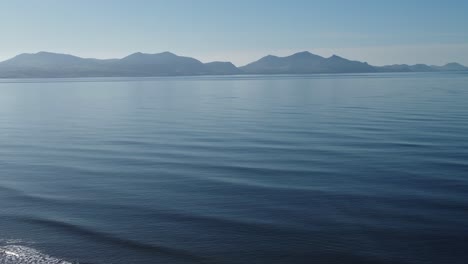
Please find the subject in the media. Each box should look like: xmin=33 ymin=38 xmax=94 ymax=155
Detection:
xmin=0 ymin=73 xmax=467 ymax=264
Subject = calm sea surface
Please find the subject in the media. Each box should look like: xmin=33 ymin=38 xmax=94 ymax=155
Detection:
xmin=0 ymin=73 xmax=467 ymax=264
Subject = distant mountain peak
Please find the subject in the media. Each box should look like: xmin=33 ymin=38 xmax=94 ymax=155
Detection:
xmin=240 ymin=51 xmax=375 ymax=74
xmin=294 ymin=51 xmax=312 ymax=55
xmin=160 ymin=51 xmax=176 ymax=56
xmin=37 ymin=51 xmax=56 ymax=55
xmin=125 ymin=51 xmax=177 ymax=58
xmin=445 ymin=62 xmax=464 ymax=67
xmin=204 ymin=61 xmax=242 ymax=74
xmin=289 ymin=51 xmax=320 ymax=58
xmin=32 ymin=51 xmax=79 ymax=57
xmin=124 ymin=52 xmax=148 ymax=58
xmin=329 ymin=54 xmax=345 ymax=60
xmin=205 ymin=61 xmax=236 ymax=66
xmin=13 ymin=51 xmax=72 ymax=58
xmin=1 ymin=51 xmax=84 ymax=68
xmin=432 ymin=62 xmax=468 ymax=71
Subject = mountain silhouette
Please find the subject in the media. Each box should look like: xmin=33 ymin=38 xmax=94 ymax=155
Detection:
xmin=432 ymin=62 xmax=468 ymax=71
xmin=114 ymin=52 xmax=208 ymax=76
xmin=204 ymin=61 xmax=243 ymax=75
xmin=0 ymin=51 xmax=466 ymax=78
xmin=240 ymin=52 xmax=376 ymax=74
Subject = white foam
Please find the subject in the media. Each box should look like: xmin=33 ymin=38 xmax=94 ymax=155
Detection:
xmin=0 ymin=245 xmax=72 ymax=264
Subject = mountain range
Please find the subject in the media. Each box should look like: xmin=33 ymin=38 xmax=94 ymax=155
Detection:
xmin=0 ymin=51 xmax=466 ymax=78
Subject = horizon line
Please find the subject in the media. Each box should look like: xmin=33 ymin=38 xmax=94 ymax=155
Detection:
xmin=1 ymin=50 xmax=466 ymax=68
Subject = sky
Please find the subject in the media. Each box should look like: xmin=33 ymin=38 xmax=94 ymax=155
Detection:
xmin=0 ymin=0 xmax=467 ymax=66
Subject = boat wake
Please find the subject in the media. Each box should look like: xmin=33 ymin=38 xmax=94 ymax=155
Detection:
xmin=0 ymin=245 xmax=72 ymax=264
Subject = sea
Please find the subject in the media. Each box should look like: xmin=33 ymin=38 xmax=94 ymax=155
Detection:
xmin=1 ymin=73 xmax=467 ymax=264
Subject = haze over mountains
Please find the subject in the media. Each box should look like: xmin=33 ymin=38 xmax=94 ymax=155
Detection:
xmin=0 ymin=51 xmax=466 ymax=78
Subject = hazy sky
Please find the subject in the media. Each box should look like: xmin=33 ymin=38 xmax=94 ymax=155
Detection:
xmin=1 ymin=0 xmax=467 ymax=66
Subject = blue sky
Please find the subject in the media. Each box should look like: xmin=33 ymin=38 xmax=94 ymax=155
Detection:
xmin=1 ymin=0 xmax=467 ymax=66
